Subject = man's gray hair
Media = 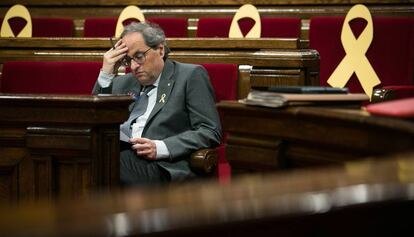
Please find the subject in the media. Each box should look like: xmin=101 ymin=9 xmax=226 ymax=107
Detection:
xmin=121 ymin=22 xmax=170 ymax=60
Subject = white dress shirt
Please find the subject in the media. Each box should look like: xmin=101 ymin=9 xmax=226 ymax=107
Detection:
xmin=98 ymin=70 xmax=170 ymax=159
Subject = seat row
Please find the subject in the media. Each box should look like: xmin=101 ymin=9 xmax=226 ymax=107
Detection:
xmin=1 ymin=16 xmax=304 ymax=38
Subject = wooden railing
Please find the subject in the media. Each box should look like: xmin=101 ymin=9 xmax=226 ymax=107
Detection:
xmin=0 ymin=37 xmax=320 ymax=99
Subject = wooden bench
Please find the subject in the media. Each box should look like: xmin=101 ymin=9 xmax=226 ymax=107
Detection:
xmin=0 ymin=37 xmax=320 ymax=99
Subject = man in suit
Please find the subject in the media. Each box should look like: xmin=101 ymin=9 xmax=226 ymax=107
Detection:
xmin=92 ymin=22 xmax=221 ymax=185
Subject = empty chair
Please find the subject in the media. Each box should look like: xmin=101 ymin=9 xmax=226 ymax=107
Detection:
xmin=0 ymin=61 xmax=102 ymax=94
xmin=83 ymin=17 xmax=188 ymax=37
xmin=309 ymin=16 xmax=414 ymax=95
xmin=196 ymin=17 xmax=301 ymax=38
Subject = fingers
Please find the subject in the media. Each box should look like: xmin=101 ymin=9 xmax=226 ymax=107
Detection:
xmin=130 ymin=138 xmax=157 ymax=160
xmin=102 ymin=41 xmax=128 ymax=74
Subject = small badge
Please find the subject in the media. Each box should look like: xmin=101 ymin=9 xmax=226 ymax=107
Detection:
xmin=159 ymin=94 xmax=166 ymax=103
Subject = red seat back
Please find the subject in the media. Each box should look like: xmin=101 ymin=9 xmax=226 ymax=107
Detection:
xmin=1 ymin=61 xmax=102 ymax=94
xmin=32 ymin=18 xmax=74 ymax=37
xmin=198 ymin=63 xmax=238 ymax=101
xmin=197 ymin=63 xmax=238 ymax=182
xmin=196 ymin=17 xmax=301 ymax=38
xmin=1 ymin=17 xmax=74 ymax=37
xmin=83 ymin=17 xmax=187 ymax=37
xmin=309 ymin=16 xmax=414 ymax=93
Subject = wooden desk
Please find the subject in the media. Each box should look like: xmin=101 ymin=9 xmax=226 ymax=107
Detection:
xmin=0 ymin=94 xmax=132 ymax=203
xmin=0 ymin=38 xmax=319 ymax=98
xmin=1 ymin=153 xmax=413 ymax=236
xmin=217 ymin=101 xmax=414 ymax=173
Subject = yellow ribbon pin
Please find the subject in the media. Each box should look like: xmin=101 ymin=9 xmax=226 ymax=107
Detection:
xmin=327 ymin=4 xmax=381 ymax=99
xmin=159 ymin=94 xmax=166 ymax=103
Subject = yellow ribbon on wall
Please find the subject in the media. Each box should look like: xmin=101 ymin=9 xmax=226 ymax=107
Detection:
xmin=327 ymin=4 xmax=381 ymax=99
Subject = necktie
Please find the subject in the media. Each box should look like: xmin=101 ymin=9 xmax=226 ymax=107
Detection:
xmin=120 ymin=85 xmax=155 ymax=138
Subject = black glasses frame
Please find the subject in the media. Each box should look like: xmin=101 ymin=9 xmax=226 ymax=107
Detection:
xmin=109 ymin=38 xmax=152 ymax=67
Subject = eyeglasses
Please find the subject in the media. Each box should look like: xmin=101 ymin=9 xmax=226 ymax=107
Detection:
xmin=120 ymin=47 xmax=152 ymax=67
xmin=109 ymin=38 xmax=152 ymax=67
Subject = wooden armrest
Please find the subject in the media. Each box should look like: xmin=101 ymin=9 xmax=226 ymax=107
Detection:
xmin=190 ymin=148 xmax=218 ymax=175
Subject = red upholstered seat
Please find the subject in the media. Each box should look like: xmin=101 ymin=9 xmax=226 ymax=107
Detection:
xmin=83 ymin=18 xmax=117 ymax=37
xmin=198 ymin=63 xmax=238 ymax=182
xmin=32 ymin=18 xmax=74 ymax=37
xmin=0 ymin=61 xmax=102 ymax=94
xmin=196 ymin=17 xmax=301 ymax=38
xmin=309 ymin=16 xmax=414 ymax=95
xmin=147 ymin=18 xmax=188 ymax=37
xmin=1 ymin=17 xmax=74 ymax=37
xmin=83 ymin=17 xmax=188 ymax=37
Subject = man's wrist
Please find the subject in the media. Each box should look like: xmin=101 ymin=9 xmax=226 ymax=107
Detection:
xmin=154 ymin=140 xmax=170 ymax=160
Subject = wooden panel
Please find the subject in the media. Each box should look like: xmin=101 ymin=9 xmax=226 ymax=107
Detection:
xmin=1 ymin=0 xmax=411 ymax=6
xmin=218 ymin=101 xmax=414 ymax=173
xmin=0 ymin=94 xmax=132 ymax=202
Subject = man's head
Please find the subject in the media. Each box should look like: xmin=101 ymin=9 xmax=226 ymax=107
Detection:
xmin=120 ymin=22 xmax=170 ymax=86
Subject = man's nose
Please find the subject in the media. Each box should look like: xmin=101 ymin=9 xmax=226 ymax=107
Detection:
xmin=131 ymin=60 xmax=142 ymax=69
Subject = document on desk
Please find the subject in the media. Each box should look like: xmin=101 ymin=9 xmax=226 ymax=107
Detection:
xmin=241 ymin=90 xmax=369 ymax=108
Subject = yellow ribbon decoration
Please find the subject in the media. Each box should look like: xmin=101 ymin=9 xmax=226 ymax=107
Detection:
xmin=229 ymin=4 xmax=261 ymax=38
xmin=1 ymin=4 xmax=32 ymax=37
xmin=327 ymin=4 xmax=381 ymax=99
xmin=159 ymin=94 xmax=166 ymax=103
xmin=115 ymin=5 xmax=145 ymax=38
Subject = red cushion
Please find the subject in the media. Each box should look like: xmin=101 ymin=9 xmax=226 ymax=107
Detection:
xmin=83 ymin=17 xmax=187 ymax=37
xmin=147 ymin=18 xmax=188 ymax=37
xmin=84 ymin=18 xmax=117 ymax=37
xmin=196 ymin=18 xmax=233 ymax=37
xmin=261 ymin=17 xmax=301 ymax=38
xmin=1 ymin=61 xmax=102 ymax=94
xmin=32 ymin=18 xmax=74 ymax=37
xmin=198 ymin=63 xmax=238 ymax=101
xmin=197 ymin=63 xmax=238 ymax=180
xmin=1 ymin=17 xmax=74 ymax=37
xmin=196 ymin=17 xmax=301 ymax=38
xmin=309 ymin=17 xmax=414 ymax=93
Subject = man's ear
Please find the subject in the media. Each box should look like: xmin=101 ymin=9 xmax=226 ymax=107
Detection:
xmin=158 ymin=44 xmax=164 ymax=58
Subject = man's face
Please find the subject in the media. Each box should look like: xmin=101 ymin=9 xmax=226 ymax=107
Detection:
xmin=122 ymin=32 xmax=164 ymax=85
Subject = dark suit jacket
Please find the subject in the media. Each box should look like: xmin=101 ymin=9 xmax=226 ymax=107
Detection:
xmin=92 ymin=59 xmax=222 ymax=181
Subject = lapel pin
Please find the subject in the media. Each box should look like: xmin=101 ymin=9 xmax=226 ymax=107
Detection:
xmin=159 ymin=94 xmax=166 ymax=103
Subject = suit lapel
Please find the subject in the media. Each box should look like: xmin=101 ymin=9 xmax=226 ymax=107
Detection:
xmin=124 ymin=75 xmax=142 ymax=111
xmin=147 ymin=60 xmax=175 ymax=123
